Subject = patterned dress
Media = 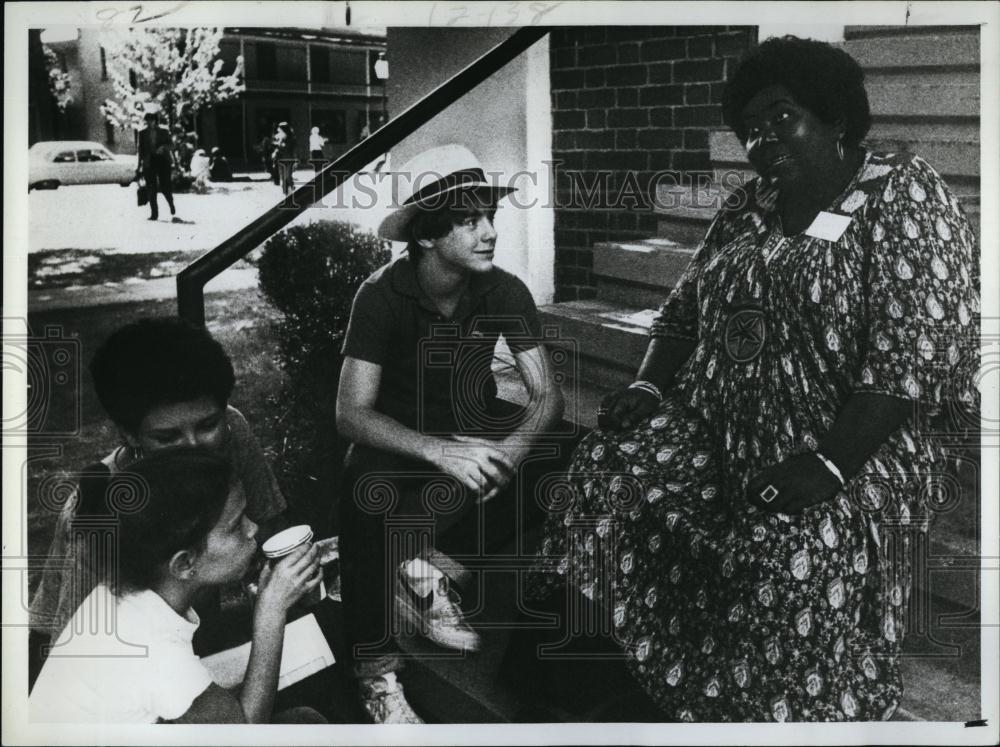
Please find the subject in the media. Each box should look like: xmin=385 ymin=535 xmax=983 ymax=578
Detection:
xmin=529 ymin=152 xmax=979 ymax=721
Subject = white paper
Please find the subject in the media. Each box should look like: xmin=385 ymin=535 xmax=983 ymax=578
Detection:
xmin=804 ymin=210 xmax=852 ymax=242
xmin=199 ymin=613 xmax=335 ymax=691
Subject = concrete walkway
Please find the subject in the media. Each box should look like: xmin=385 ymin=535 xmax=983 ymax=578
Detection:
xmin=28 ymin=169 xmax=396 ymax=313
xmin=28 ymin=169 xmax=392 ymax=256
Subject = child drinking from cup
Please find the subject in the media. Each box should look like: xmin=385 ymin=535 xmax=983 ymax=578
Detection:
xmin=30 ymin=448 xmax=324 ymax=724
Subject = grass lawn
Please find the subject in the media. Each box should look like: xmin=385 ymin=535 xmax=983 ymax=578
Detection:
xmin=25 ymin=287 xmax=304 ymax=596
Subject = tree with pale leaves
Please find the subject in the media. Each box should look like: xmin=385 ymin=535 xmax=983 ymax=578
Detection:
xmin=43 ymin=45 xmax=73 ymax=112
xmin=100 ymin=27 xmax=244 ymax=176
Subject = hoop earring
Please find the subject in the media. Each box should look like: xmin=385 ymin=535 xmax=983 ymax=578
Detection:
xmin=130 ymin=445 xmax=145 ymax=461
xmin=836 ymin=139 xmax=845 ymax=162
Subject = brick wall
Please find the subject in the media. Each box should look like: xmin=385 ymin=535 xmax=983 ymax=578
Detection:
xmin=550 ymin=26 xmax=756 ymax=301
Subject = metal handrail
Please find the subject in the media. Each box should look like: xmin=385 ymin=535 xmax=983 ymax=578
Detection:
xmin=177 ymin=26 xmax=551 ymax=324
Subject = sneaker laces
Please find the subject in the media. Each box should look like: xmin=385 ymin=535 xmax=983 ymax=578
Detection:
xmin=359 ymin=673 xmax=422 ymax=724
xmin=429 ymin=577 xmax=466 ymax=625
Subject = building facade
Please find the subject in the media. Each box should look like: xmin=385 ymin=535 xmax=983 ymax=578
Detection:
xmin=35 ymin=26 xmax=387 ymax=169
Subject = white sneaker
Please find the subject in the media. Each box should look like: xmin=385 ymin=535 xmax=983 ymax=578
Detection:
xmin=396 ymin=559 xmax=482 ymax=652
xmin=359 ymin=672 xmax=424 ymax=724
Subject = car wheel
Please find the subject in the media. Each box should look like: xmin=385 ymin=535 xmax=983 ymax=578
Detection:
xmin=34 ymin=180 xmax=60 ymax=190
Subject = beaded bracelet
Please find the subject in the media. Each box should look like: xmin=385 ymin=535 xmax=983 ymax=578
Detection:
xmin=629 ymin=379 xmax=663 ymax=402
xmin=815 ymin=451 xmax=845 ymax=487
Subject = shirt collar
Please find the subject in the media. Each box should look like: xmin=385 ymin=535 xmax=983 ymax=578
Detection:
xmin=389 ymin=255 xmax=504 ymax=314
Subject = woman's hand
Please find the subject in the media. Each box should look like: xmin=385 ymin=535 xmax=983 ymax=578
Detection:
xmin=429 ymin=436 xmax=516 ymax=500
xmin=255 ymin=545 xmax=322 ymax=619
xmin=746 ymin=453 xmax=842 ymax=514
xmin=597 ymin=387 xmax=660 ymax=431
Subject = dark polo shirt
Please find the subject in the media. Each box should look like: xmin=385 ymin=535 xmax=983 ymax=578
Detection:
xmin=342 ymin=255 xmax=542 ymax=435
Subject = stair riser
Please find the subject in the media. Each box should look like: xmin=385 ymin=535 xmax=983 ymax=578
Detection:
xmin=839 ymin=33 xmax=979 ymax=69
xmin=866 ymin=83 xmax=980 ymax=119
xmin=596 ymin=280 xmax=672 ymax=311
xmin=593 ymin=241 xmax=695 ymax=289
xmin=656 ymin=217 xmax=713 ymax=244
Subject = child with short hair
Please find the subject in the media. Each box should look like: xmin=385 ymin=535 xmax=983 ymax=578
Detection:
xmin=30 ymin=448 xmax=323 ymax=724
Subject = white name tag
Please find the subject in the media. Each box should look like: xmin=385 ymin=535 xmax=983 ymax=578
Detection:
xmin=805 ymin=211 xmax=852 ymax=242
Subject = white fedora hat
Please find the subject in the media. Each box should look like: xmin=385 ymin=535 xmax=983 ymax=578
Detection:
xmin=143 ymin=101 xmax=162 ymax=117
xmin=378 ymin=144 xmax=515 ymax=242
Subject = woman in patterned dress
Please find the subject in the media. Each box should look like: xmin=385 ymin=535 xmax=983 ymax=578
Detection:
xmin=528 ymin=36 xmax=979 ymax=721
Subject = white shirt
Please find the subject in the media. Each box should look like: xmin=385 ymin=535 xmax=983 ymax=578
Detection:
xmin=30 ymin=585 xmax=213 ymax=723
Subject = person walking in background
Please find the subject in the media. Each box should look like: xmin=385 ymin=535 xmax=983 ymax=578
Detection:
xmin=309 ymin=126 xmax=327 ymax=162
xmin=135 ymin=102 xmax=179 ymax=222
xmin=272 ymin=122 xmax=297 ymax=195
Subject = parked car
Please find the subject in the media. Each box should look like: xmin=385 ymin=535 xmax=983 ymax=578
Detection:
xmin=28 ymin=141 xmax=136 ymax=190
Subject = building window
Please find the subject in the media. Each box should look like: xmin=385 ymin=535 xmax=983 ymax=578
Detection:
xmin=105 ymin=121 xmax=115 ymax=147
xmin=310 ymin=47 xmax=330 ymax=83
xmin=313 ymin=110 xmax=346 ymax=143
xmin=327 ymin=49 xmax=366 ymax=85
xmin=100 ymin=46 xmax=107 ymax=80
xmin=257 ymin=42 xmax=276 ymax=79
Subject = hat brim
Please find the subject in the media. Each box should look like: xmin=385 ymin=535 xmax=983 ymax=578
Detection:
xmin=378 ymin=184 xmax=516 ymax=242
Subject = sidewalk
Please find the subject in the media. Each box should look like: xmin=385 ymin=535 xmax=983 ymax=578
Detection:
xmin=27 ymin=168 xmax=395 ymax=313
xmin=28 ymin=169 xmax=392 ymax=256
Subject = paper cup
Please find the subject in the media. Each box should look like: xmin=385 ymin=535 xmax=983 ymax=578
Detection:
xmin=261 ymin=525 xmax=324 ymax=606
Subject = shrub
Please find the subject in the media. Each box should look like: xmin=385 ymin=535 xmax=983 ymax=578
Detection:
xmin=258 ymin=220 xmax=390 ymax=371
xmin=256 ymin=220 xmax=390 ymax=531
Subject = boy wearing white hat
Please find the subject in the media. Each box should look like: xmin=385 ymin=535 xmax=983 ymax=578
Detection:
xmin=336 ymin=145 xmax=565 ymax=723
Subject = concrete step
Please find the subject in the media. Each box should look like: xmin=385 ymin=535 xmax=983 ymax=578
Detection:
xmin=839 ymin=31 xmax=980 ymax=70
xmin=844 ymin=25 xmax=980 ymax=41
xmin=866 ymin=82 xmax=980 ymax=119
xmin=866 ymin=68 xmax=980 ymax=90
xmin=898 ymin=621 xmax=981 ymax=721
xmin=538 ymin=299 xmax=652 ymax=386
xmin=710 ymin=128 xmax=747 ymax=166
xmin=868 ymin=120 xmax=980 ymax=144
xmin=590 ymin=238 xmax=694 ymax=310
xmin=593 ymin=238 xmax=695 ymax=290
xmin=654 ymin=182 xmax=730 ymax=221
xmin=596 ymin=276 xmax=675 ymax=311
xmin=653 ymin=183 xmax=726 ymax=244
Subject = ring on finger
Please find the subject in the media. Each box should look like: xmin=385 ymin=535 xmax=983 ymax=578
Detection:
xmin=759 ymin=484 xmax=779 ymax=504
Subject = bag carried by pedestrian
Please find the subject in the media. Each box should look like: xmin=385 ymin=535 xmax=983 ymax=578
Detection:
xmin=136 ymin=179 xmax=148 ymax=207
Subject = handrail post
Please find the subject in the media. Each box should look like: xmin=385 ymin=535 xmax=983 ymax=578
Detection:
xmin=177 ymin=26 xmax=551 ymax=325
